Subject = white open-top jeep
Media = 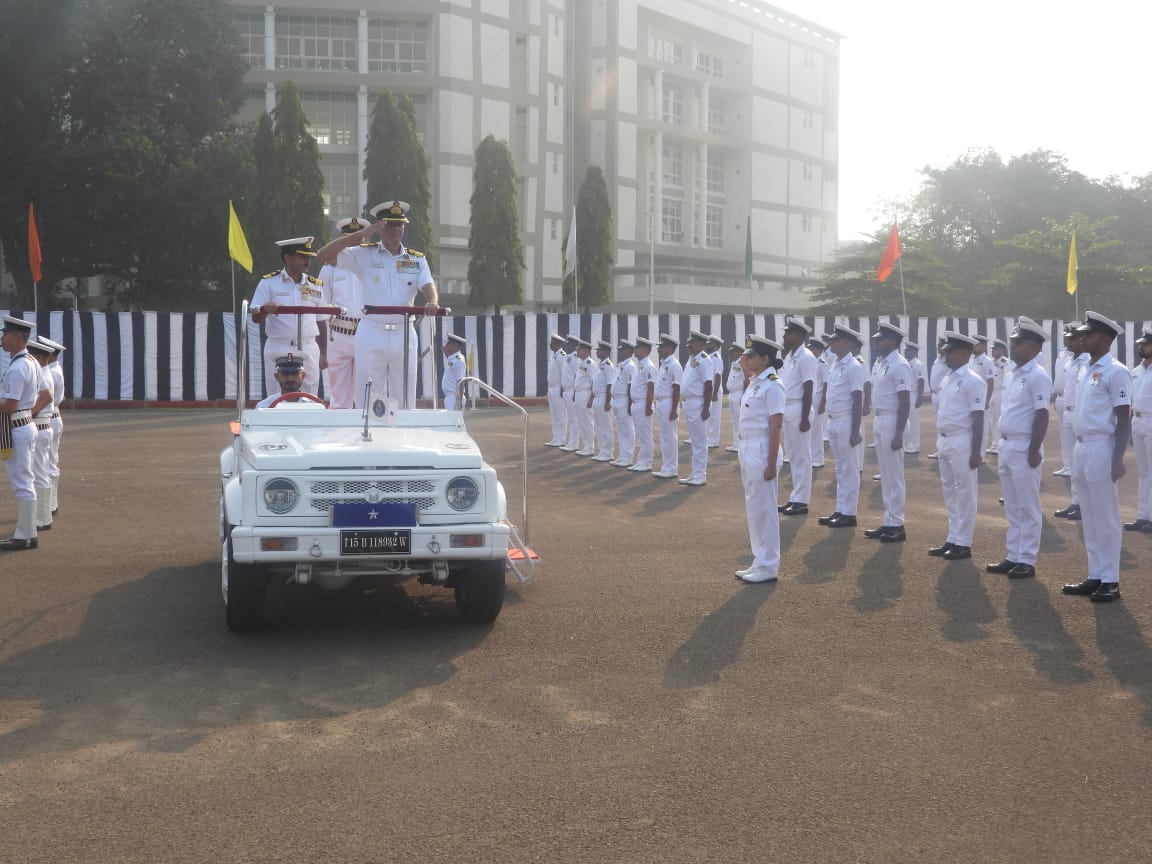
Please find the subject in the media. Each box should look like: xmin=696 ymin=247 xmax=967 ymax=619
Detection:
xmin=219 ymin=303 xmax=535 ymax=632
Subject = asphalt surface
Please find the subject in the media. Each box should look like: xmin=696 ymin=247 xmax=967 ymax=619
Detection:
xmin=1 ymin=406 xmax=1150 ymax=863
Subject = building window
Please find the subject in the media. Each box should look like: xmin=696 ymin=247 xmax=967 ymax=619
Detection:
xmin=276 ymin=16 xmax=358 ymax=71
xmin=802 ymin=110 xmax=814 ymax=129
xmin=553 ymin=15 xmax=561 ymax=37
xmin=550 ymin=219 xmax=558 ymax=240
xmin=513 ymin=107 xmax=528 ymax=162
xmin=367 ymin=19 xmax=430 ymax=73
xmin=552 ymin=152 xmax=560 ymax=174
xmin=322 ymin=161 xmax=359 ymax=220
xmin=661 ymin=198 xmax=683 ymax=243
xmin=707 ymin=96 xmax=725 ymax=134
xmin=301 ymin=91 xmax=357 ymax=145
xmin=235 ymin=14 xmax=265 ymax=69
xmin=706 ymin=151 xmax=725 ymax=194
xmin=802 ymin=214 xmax=813 ymax=232
xmin=705 ymin=205 xmax=724 ymax=248
xmin=661 ymin=85 xmax=683 ymax=126
xmin=661 ymin=141 xmax=683 ymax=187
xmin=651 ymin=37 xmax=683 ymax=66
xmin=804 ymin=47 xmax=816 ymax=68
xmin=803 ymin=162 xmax=813 ymax=182
xmin=695 ymin=51 xmax=723 ymax=78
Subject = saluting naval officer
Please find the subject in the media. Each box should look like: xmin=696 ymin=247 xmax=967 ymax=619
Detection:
xmin=1062 ymin=312 xmax=1131 ymax=603
xmin=863 ymin=322 xmax=912 ymax=543
xmin=779 ymin=318 xmax=817 ymax=516
xmin=250 ymin=237 xmax=328 ymax=399
xmin=591 ymin=341 xmax=616 ymax=462
xmin=1126 ymin=328 xmax=1152 ymax=533
xmin=985 ymin=317 xmax=1051 ymax=579
xmin=316 ymin=200 xmax=440 ymax=409
xmin=610 ymin=339 xmax=637 ymax=466
xmin=817 ymin=324 xmax=865 ymax=528
xmin=320 ymin=217 xmax=367 ymax=408
xmin=705 ymin=335 xmax=724 ymax=448
xmin=628 ymin=337 xmax=657 ymax=472
xmin=653 ymin=334 xmax=683 ymax=480
xmin=0 ymin=316 xmax=41 ymax=551
xmin=808 ymin=336 xmax=829 ymax=467
xmin=254 ymin=353 xmax=310 ymax=408
xmin=679 ymin=331 xmax=714 ymax=485
xmin=545 ymin=333 xmax=567 ymax=446
xmin=440 ymin=333 xmax=468 ymax=410
xmin=929 ymin=332 xmax=986 ymax=561
xmin=724 ymin=342 xmax=746 ymax=453
xmin=734 ymin=335 xmax=787 ymax=583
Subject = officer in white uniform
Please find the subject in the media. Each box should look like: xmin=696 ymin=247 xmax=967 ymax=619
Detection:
xmin=779 ymin=318 xmax=817 ymax=516
xmin=1126 ymin=328 xmax=1152 ymax=533
xmin=590 ymin=341 xmax=616 ymax=462
xmin=968 ymin=334 xmax=996 ymax=447
xmin=440 ymin=333 xmax=468 ymax=411
xmin=254 ymin=353 xmax=310 ymax=408
xmin=679 ymin=331 xmax=714 ymax=485
xmin=652 ymin=334 xmax=683 ymax=480
xmin=316 ymin=200 xmax=440 ymax=409
xmin=1062 ymin=312 xmax=1131 ymax=603
xmin=735 ymin=335 xmax=786 ymax=583
xmin=985 ymin=318 xmax=1051 ymax=579
xmin=817 ymin=324 xmax=865 ymax=528
xmin=1051 ymin=326 xmax=1077 ymax=476
xmin=320 ymin=217 xmax=367 ymax=409
xmin=560 ymin=335 xmax=581 ymax=450
xmin=545 ymin=334 xmax=567 ymax=446
xmin=927 ymin=337 xmax=949 ymax=459
xmin=724 ymin=343 xmax=746 ymax=453
xmin=628 ymin=337 xmax=657 ymax=472
xmin=705 ymin=335 xmax=724 ymax=448
xmin=808 ymin=336 xmax=829 ymax=467
xmin=0 ymin=316 xmax=41 ymax=551
xmin=570 ymin=339 xmax=596 ymax=456
xmin=609 ymin=339 xmax=637 ymax=466
xmin=250 ymin=237 xmax=328 ymax=399
xmin=904 ymin=341 xmax=926 ymax=454
xmin=1054 ymin=330 xmax=1090 ymax=519
xmin=27 ymin=340 xmax=55 ymax=532
xmin=985 ymin=338 xmax=1009 ymax=454
xmin=863 ymin=322 xmax=912 ymax=542
xmin=929 ymin=332 xmax=986 ymax=560
xmin=40 ymin=337 xmax=66 ymax=515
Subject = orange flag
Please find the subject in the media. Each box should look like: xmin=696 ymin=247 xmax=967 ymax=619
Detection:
xmin=28 ymin=202 xmax=43 ymax=283
xmin=876 ymin=222 xmax=901 ymax=283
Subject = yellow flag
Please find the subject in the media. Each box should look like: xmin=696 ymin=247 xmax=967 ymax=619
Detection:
xmin=228 ymin=200 xmax=254 ymax=274
xmin=1066 ymin=231 xmax=1078 ymax=296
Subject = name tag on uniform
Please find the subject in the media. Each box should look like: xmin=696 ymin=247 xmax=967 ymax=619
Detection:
xmin=397 ymin=260 xmax=420 ymax=274
xmin=1090 ymin=372 xmax=1101 ymax=387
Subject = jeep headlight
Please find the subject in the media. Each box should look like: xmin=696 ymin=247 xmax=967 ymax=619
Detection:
xmin=263 ymin=478 xmax=299 ymax=514
xmin=446 ymin=477 xmax=479 ymax=511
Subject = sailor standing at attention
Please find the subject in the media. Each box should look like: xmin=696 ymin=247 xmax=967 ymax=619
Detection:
xmin=678 ymin=331 xmax=714 ymax=486
xmin=1050 ymin=326 xmax=1077 ymax=477
xmin=545 ymin=333 xmax=568 ymax=447
xmin=609 ymin=339 xmax=637 ymax=467
xmin=0 ymin=316 xmax=41 ymax=551
xmin=862 ymin=322 xmax=912 ymax=543
xmin=705 ymin=335 xmax=725 ymax=448
xmin=440 ymin=333 xmax=468 ymax=411
xmin=572 ymin=339 xmax=597 ymax=457
xmin=985 ymin=338 xmax=1010 ymax=454
xmin=904 ymin=341 xmax=926 ymax=455
xmin=628 ymin=337 xmax=658 ymax=473
xmin=559 ymin=334 xmax=581 ymax=451
xmin=817 ymin=324 xmax=865 ymax=529
xmin=724 ymin=342 xmax=746 ymax=453
xmin=591 ymin=340 xmax=616 ymax=461
xmin=1126 ymin=328 xmax=1152 ymax=534
xmin=778 ymin=318 xmax=817 ymax=516
xmin=808 ymin=336 xmax=829 ymax=467
xmin=652 ymin=334 xmax=683 ymax=480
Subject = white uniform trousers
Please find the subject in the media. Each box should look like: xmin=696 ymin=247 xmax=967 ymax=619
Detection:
xmin=325 ymin=324 xmax=358 ymax=408
xmin=905 ymin=404 xmax=921 ymax=452
xmin=810 ymin=409 xmax=825 ymax=463
xmin=987 ymin=393 xmax=1002 ymax=448
xmin=1053 ymin=396 xmax=1071 ymax=469
xmin=655 ymin=397 xmax=679 ymax=474
xmin=826 ymin=413 xmax=860 ymax=516
xmin=997 ymin=435 xmax=1043 ymax=565
xmin=612 ymin=398 xmax=635 ymax=462
xmin=547 ymin=387 xmax=566 ymax=444
xmin=873 ymin=413 xmax=906 ymax=526
xmin=354 ymin=323 xmax=417 ymax=409
xmin=682 ymin=397 xmax=709 ymax=480
xmin=593 ymin=398 xmax=614 ymax=458
xmin=49 ymin=414 xmax=62 ymax=483
xmin=1073 ymin=438 xmax=1123 ymax=583
xmin=739 ymin=436 xmax=781 ymax=574
xmin=263 ymin=338 xmax=320 ymax=400
xmin=574 ymin=390 xmax=595 ymax=451
xmin=783 ymin=405 xmax=812 ymax=504
xmin=727 ymin=390 xmax=743 ymax=448
xmin=937 ymin=430 xmax=978 ymax=546
xmin=32 ymin=425 xmax=52 ymax=489
xmin=564 ymin=393 xmax=581 ymax=448
xmin=707 ymin=398 xmax=722 ymax=447
xmin=1133 ymin=417 xmax=1152 ymax=521
xmin=4 ymin=424 xmax=36 ymax=503
xmin=632 ymin=406 xmax=654 ymax=468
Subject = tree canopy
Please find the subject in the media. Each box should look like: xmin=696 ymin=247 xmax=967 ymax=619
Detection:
xmin=364 ymin=92 xmax=432 ymax=261
xmin=566 ymin=165 xmax=614 ymax=311
xmin=466 ymin=135 xmax=524 ymax=312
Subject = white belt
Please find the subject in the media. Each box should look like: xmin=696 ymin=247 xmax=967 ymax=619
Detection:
xmin=1076 ymin=434 xmax=1112 ymax=442
xmin=1000 ymin=432 xmax=1031 ymax=440
xmin=11 ymin=410 xmax=32 ymax=421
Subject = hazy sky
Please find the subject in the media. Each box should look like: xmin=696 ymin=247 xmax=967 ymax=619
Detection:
xmin=795 ymin=0 xmax=1150 ymax=241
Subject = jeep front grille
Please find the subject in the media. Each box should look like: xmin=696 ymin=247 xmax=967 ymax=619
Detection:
xmin=308 ymin=479 xmax=438 ymax=514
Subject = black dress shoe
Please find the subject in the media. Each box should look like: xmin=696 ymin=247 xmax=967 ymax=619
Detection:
xmin=879 ymin=527 xmax=907 ymax=543
xmin=942 ymin=545 xmax=972 ymax=560
xmin=985 ymin=559 xmax=1018 ymax=574
xmin=778 ymin=503 xmax=792 ymax=513
xmin=864 ymin=526 xmax=896 ymax=539
xmin=928 ymin=542 xmax=954 ymax=557
xmin=0 ymin=537 xmax=38 ymax=551
xmin=1007 ymin=563 xmax=1036 ymax=579
xmin=1090 ymin=582 xmax=1121 ymax=602
xmin=1062 ymin=578 xmax=1102 ymax=596
xmin=1065 ymin=506 xmax=1082 ymax=521
xmin=1054 ymin=505 xmax=1075 ymax=518
xmin=783 ymin=503 xmax=808 ymax=516
xmin=1124 ymin=519 xmax=1149 ymax=531
xmin=827 ymin=514 xmax=857 ymax=528
xmin=818 ymin=512 xmax=842 ymax=526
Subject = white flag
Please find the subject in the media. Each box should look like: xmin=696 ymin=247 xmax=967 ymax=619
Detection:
xmin=563 ymin=206 xmax=577 ymax=278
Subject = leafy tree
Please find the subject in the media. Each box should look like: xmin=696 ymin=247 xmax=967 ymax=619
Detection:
xmin=364 ymin=91 xmax=433 ymax=261
xmin=466 ymin=136 xmax=524 ymax=312
xmin=565 ymin=165 xmax=614 ymax=311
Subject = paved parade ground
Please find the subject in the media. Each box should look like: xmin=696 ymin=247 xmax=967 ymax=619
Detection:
xmin=1 ymin=406 xmax=1151 ymax=863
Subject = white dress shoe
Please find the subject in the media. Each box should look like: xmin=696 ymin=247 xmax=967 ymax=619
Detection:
xmin=575 ymin=449 xmax=595 ymax=457
xmin=812 ymin=461 xmax=825 ymax=467
xmin=651 ymin=470 xmax=677 ymax=479
xmin=613 ymin=461 xmax=633 ymax=468
xmin=734 ymin=566 xmax=758 ymax=577
xmin=628 ymin=463 xmax=652 ymax=472
xmin=559 ymin=445 xmax=577 ymax=452
xmin=545 ymin=440 xmax=563 ymax=447
xmin=724 ymin=445 xmax=738 ymax=453
xmin=739 ymin=568 xmax=779 ymax=584
xmin=678 ymin=477 xmax=706 ymax=486
xmin=592 ymin=455 xmax=613 ymax=462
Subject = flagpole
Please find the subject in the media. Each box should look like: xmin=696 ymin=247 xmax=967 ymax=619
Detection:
xmin=230 ymin=261 xmax=236 ymax=315
xmin=649 ymin=207 xmax=656 ymax=316
xmin=896 ymin=255 xmax=907 ymax=317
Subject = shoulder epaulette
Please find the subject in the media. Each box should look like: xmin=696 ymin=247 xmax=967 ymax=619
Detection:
xmin=262 ymin=271 xmax=280 ymax=279
xmin=407 ymin=250 xmax=425 ymax=258
xmin=768 ymin=372 xmax=779 ymax=380
xmin=358 ymin=240 xmax=375 ymax=247
xmin=307 ymin=275 xmax=323 ymax=286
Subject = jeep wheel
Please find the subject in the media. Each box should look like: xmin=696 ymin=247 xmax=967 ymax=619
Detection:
xmin=222 ymin=531 xmax=267 ymax=633
xmin=454 ymin=560 xmax=506 ymax=623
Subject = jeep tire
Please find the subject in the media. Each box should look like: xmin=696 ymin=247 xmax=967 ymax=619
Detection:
xmin=223 ymin=531 xmax=267 ymax=633
xmin=454 ymin=559 xmax=506 ymax=623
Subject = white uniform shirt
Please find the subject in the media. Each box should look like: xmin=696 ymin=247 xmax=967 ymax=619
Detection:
xmin=33 ymin=365 xmax=55 ymax=417
xmin=991 ymin=355 xmax=1010 ymax=395
xmin=547 ymin=349 xmax=566 ymax=388
xmin=50 ymin=361 xmax=65 ymax=408
xmin=826 ymin=353 xmax=865 ymax=415
xmin=998 ymin=358 xmax=1052 ymax=436
xmin=441 ymin=350 xmax=467 ymax=406
xmin=708 ymin=350 xmax=723 ymax=394
xmin=726 ymin=359 xmax=746 ymax=396
xmin=611 ymin=357 xmax=635 ymax=400
xmin=1065 ymin=353 xmax=1090 ymax=407
xmin=630 ymin=356 xmax=657 ymax=403
xmin=968 ymin=352 xmax=995 ymax=385
xmin=574 ymin=355 xmax=595 ymax=394
xmin=681 ymin=351 xmax=712 ymax=399
xmin=1073 ymin=353 xmax=1131 ymax=437
xmin=1053 ymin=349 xmax=1074 ymax=397
xmin=739 ymin=369 xmax=786 ymax=439
xmin=781 ymin=346 xmax=818 ymax=405
xmin=1132 ymin=362 xmax=1152 ymax=416
xmin=318 ymin=262 xmax=362 ymax=317
xmin=0 ymin=351 xmax=38 ymax=409
xmin=592 ymin=357 xmax=614 ymax=398
xmin=908 ymin=356 xmax=926 ymax=396
xmin=929 ymin=356 xmax=949 ymax=395
xmin=870 ymin=350 xmax=912 ymax=413
xmin=335 ymin=243 xmax=433 ymax=310
xmin=655 ymin=354 xmax=683 ymax=399
xmin=814 ymin=352 xmax=830 ymax=392
xmin=250 ymin=270 xmax=327 ymax=342
xmin=561 ymin=352 xmax=578 ymax=394
xmin=937 ymin=366 xmax=987 ymax=432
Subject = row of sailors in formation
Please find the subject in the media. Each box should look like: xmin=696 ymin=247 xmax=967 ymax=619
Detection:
xmin=545 ymin=313 xmax=1151 ymax=600
xmin=1 ymin=316 xmax=67 ymax=551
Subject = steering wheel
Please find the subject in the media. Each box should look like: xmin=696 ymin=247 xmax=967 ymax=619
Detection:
xmin=267 ymin=392 xmax=326 ymax=408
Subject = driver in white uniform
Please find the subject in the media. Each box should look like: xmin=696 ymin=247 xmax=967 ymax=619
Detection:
xmin=254 ymin=353 xmax=311 ymax=408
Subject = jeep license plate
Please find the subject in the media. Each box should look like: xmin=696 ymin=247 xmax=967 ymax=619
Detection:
xmin=340 ymin=530 xmax=411 ymax=555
